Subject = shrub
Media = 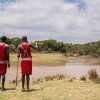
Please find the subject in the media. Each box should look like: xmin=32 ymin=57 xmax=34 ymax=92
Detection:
xmin=37 ymin=78 xmax=43 ymax=82
xmin=68 ymin=78 xmax=73 ymax=82
xmin=44 ymin=76 xmax=52 ymax=81
xmin=88 ymin=69 xmax=99 ymax=82
xmin=80 ymin=75 xmax=86 ymax=81
xmin=56 ymin=74 xmax=66 ymax=80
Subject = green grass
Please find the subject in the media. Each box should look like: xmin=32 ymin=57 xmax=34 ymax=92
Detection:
xmin=10 ymin=53 xmax=67 ymax=66
xmin=0 ymin=79 xmax=100 ymax=100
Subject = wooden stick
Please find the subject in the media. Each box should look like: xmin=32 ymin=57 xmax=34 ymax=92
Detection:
xmin=16 ymin=57 xmax=19 ymax=86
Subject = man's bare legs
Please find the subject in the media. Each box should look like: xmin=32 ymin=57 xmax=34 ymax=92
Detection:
xmin=22 ymin=75 xmax=25 ymax=91
xmin=1 ymin=74 xmax=6 ymax=91
xmin=26 ymin=74 xmax=30 ymax=90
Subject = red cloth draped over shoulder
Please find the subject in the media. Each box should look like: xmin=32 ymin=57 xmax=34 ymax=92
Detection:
xmin=19 ymin=43 xmax=32 ymax=75
xmin=0 ymin=43 xmax=7 ymax=74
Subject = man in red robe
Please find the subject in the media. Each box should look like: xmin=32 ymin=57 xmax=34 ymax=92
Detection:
xmin=17 ymin=36 xmax=37 ymax=92
xmin=0 ymin=36 xmax=10 ymax=91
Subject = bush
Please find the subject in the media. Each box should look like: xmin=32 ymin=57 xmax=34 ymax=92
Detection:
xmin=37 ymin=78 xmax=43 ymax=82
xmin=80 ymin=75 xmax=86 ymax=81
xmin=56 ymin=74 xmax=66 ymax=80
xmin=88 ymin=69 xmax=99 ymax=82
xmin=44 ymin=76 xmax=53 ymax=81
xmin=68 ymin=78 xmax=73 ymax=82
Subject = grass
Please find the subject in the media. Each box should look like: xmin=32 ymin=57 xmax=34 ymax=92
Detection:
xmin=8 ymin=55 xmax=100 ymax=100
xmin=0 ymin=78 xmax=100 ymax=100
xmin=10 ymin=53 xmax=67 ymax=66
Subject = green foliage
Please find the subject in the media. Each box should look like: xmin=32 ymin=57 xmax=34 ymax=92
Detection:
xmin=66 ymin=41 xmax=100 ymax=57
xmin=47 ymin=48 xmax=52 ymax=53
xmin=0 ymin=36 xmax=100 ymax=56
xmin=0 ymin=37 xmax=1 ymax=42
xmin=36 ymin=39 xmax=68 ymax=53
xmin=7 ymin=38 xmax=12 ymax=44
xmin=11 ymin=37 xmax=22 ymax=48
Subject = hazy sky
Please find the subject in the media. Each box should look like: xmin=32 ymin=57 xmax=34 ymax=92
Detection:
xmin=0 ymin=0 xmax=100 ymax=43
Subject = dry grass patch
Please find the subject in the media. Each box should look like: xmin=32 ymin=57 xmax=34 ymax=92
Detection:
xmin=10 ymin=53 xmax=67 ymax=66
xmin=0 ymin=78 xmax=100 ymax=100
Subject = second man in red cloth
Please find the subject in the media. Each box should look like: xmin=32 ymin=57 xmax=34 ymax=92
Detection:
xmin=17 ymin=36 xmax=38 ymax=92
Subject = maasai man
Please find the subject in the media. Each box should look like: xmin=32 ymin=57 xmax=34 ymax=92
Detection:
xmin=17 ymin=36 xmax=38 ymax=92
xmin=0 ymin=36 xmax=10 ymax=91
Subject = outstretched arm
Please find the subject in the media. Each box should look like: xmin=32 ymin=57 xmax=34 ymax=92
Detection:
xmin=30 ymin=42 xmax=38 ymax=49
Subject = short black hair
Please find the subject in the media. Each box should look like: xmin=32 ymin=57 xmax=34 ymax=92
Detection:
xmin=1 ymin=36 xmax=7 ymax=42
xmin=22 ymin=36 xmax=27 ymax=41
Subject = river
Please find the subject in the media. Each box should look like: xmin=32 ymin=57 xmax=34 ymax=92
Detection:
xmin=6 ymin=57 xmax=100 ymax=82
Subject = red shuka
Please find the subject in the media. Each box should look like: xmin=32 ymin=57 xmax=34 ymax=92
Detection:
xmin=0 ymin=43 xmax=7 ymax=74
xmin=19 ymin=43 xmax=32 ymax=75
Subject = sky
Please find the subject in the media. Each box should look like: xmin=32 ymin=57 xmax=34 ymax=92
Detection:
xmin=0 ymin=0 xmax=100 ymax=43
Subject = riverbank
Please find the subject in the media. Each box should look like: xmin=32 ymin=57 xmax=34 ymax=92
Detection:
xmin=10 ymin=53 xmax=67 ymax=66
xmin=7 ymin=55 xmax=100 ymax=82
xmin=0 ymin=77 xmax=100 ymax=100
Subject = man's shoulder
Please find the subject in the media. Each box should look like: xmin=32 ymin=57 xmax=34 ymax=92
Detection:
xmin=6 ymin=44 xmax=9 ymax=46
xmin=18 ymin=44 xmax=21 ymax=48
xmin=5 ymin=44 xmax=9 ymax=49
xmin=18 ymin=43 xmax=25 ymax=49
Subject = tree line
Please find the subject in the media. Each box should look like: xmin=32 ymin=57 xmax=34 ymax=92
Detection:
xmin=0 ymin=37 xmax=100 ymax=57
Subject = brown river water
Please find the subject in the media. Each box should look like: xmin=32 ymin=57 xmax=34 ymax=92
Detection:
xmin=6 ymin=57 xmax=100 ymax=82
